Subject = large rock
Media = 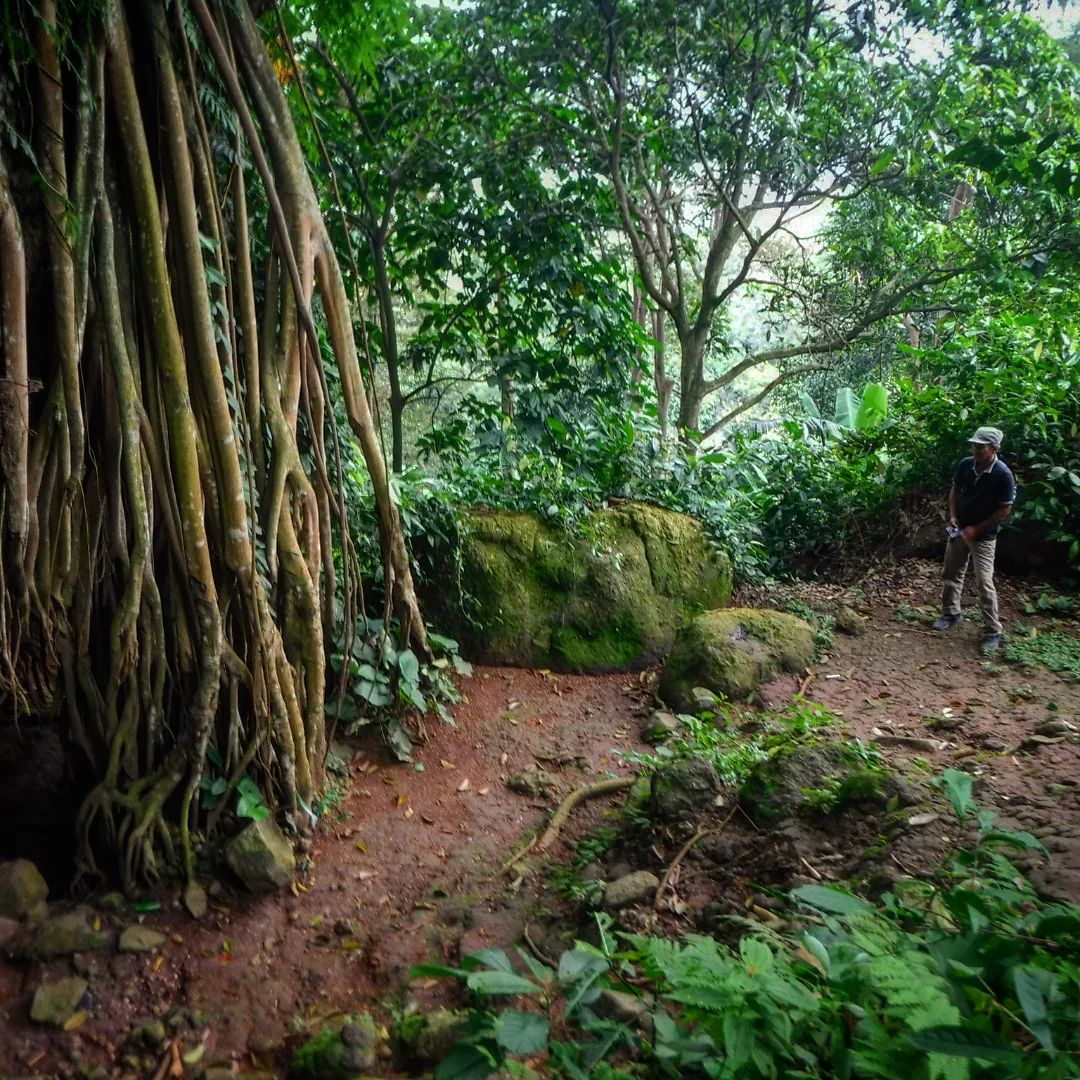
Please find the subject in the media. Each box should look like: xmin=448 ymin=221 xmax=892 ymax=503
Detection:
xmin=119 ymin=926 xmax=167 ymax=953
xmin=659 ymin=608 xmax=815 ymax=708
xmin=739 ymin=742 xmax=922 ymax=825
xmin=603 ymin=871 xmax=660 ymax=910
xmin=26 ymin=908 xmax=106 ymax=959
xmin=0 ymin=859 xmax=48 ymax=919
xmin=428 ymin=503 xmax=732 ymax=670
xmin=224 ymin=819 xmax=295 ymax=893
xmin=650 ymin=758 xmax=721 ymax=823
xmin=30 ymin=976 xmax=88 ymax=1026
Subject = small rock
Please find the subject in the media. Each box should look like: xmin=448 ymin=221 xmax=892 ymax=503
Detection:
xmin=182 ymin=881 xmax=208 ymax=920
xmin=594 ymin=989 xmax=652 ymax=1031
xmin=0 ymin=859 xmax=48 ymax=920
xmin=906 ymin=812 xmax=940 ymax=827
xmin=97 ymin=891 xmax=126 ymax=914
xmin=641 ymin=711 xmax=680 ymax=744
xmin=506 ymin=765 xmax=557 ymax=798
xmin=130 ymin=1018 xmax=167 ymax=1051
xmin=26 ymin=908 xmax=105 ymax=959
xmin=400 ymin=1008 xmax=466 ymax=1067
xmin=30 ymin=976 xmax=88 ymax=1026
xmin=875 ymin=735 xmax=944 ymax=753
xmin=687 ymin=687 xmax=721 ymax=713
xmin=650 ymin=757 xmax=721 ymax=823
xmin=835 ymin=606 xmax=867 ymax=636
xmin=603 ymin=870 xmax=660 ymax=910
xmin=1021 ymin=735 xmax=1064 ymax=752
xmin=119 ymin=926 xmax=167 ymax=953
xmin=579 ymin=862 xmax=605 ymax=883
xmin=0 ymin=915 xmax=23 ymax=950
xmin=981 ymin=736 xmax=1009 ymax=752
xmin=1034 ymin=718 xmax=1078 ymax=737
xmin=224 ymin=818 xmax=296 ymax=893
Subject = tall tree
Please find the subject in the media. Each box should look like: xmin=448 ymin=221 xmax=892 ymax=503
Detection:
xmin=0 ymin=0 xmax=424 ymax=889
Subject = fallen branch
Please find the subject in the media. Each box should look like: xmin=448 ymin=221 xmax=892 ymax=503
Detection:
xmin=505 ymin=775 xmax=637 ymax=873
xmin=654 ymin=803 xmax=739 ymax=910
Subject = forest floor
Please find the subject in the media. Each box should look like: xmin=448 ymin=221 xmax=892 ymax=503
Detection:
xmin=1 ymin=558 xmax=1078 ymax=1079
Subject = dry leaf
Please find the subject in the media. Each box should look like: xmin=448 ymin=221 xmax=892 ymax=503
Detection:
xmin=499 ymin=752 xmax=508 ymax=766
xmin=355 ymin=870 xmax=377 ymax=881
xmin=63 ymin=1010 xmax=88 ymax=1031
xmin=457 ymin=778 xmax=470 ymax=792
xmin=440 ymin=759 xmax=456 ymax=770
xmin=507 ymin=700 xmax=521 ymax=710
xmin=396 ymin=793 xmax=407 ymax=806
xmin=404 ymin=806 xmax=414 ymax=819
xmin=420 ymin=813 xmax=436 ymax=825
xmin=152 ymin=954 xmax=165 ymax=973
xmin=382 ymin=774 xmax=395 ymax=785
xmin=477 ymin=787 xmax=490 ymax=796
xmin=354 ymin=841 xmax=367 ymax=853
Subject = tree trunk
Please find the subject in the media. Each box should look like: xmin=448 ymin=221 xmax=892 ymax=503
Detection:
xmin=0 ymin=0 xmax=427 ymax=891
xmin=371 ymin=235 xmax=405 ymax=473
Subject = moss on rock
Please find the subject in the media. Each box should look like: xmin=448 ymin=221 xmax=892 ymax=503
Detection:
xmin=432 ymin=503 xmax=732 ymax=671
xmin=659 ymin=608 xmax=815 ymax=708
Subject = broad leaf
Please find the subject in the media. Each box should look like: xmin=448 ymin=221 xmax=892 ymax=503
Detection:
xmin=494 ymin=1010 xmax=549 ymax=1054
xmin=908 ymin=1025 xmax=1020 ymax=1063
xmin=790 ymin=884 xmax=872 ymax=915
xmin=465 ymin=970 xmax=541 ymax=996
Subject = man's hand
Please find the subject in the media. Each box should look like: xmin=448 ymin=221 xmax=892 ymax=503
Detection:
xmin=960 ymin=525 xmax=978 ymax=543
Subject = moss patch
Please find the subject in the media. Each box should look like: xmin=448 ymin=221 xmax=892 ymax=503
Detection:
xmin=659 ymin=608 xmax=815 ymax=708
xmin=431 ymin=503 xmax=732 ymax=671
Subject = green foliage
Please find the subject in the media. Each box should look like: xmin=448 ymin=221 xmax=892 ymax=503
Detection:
xmin=326 ymin=621 xmax=471 ymax=761
xmin=1003 ymin=629 xmax=1080 ymax=681
xmin=419 ymin=827 xmax=1080 ymax=1080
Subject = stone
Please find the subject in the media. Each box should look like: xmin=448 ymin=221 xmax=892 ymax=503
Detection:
xmin=594 ymin=989 xmax=652 ymax=1030
xmin=290 ymin=1015 xmax=382 ymax=1078
xmin=603 ymin=871 xmax=660 ymax=910
xmin=0 ymin=859 xmax=48 ymax=919
xmin=1034 ymin=718 xmax=1078 ymax=737
xmin=659 ymin=609 xmax=816 ymax=709
xmin=97 ymin=892 xmax=126 ymax=914
xmin=224 ymin=818 xmax=295 ymax=893
xmin=740 ymin=742 xmax=923 ymax=825
xmin=641 ymin=711 xmax=680 ymax=744
xmin=650 ymin=757 xmax=721 ymax=823
xmin=0 ymin=915 xmax=23 ymax=949
xmin=399 ymin=1008 xmax=466 ymax=1067
xmin=30 ymin=976 xmax=88 ymax=1026
xmin=118 ymin=926 xmax=167 ymax=953
xmin=687 ymin=687 xmax=722 ymax=713
xmin=182 ymin=881 xmax=208 ymax=920
xmin=26 ymin=908 xmax=106 ymax=959
xmin=835 ymin=606 xmax=867 ymax=636
xmin=506 ymin=765 xmax=557 ymax=798
xmin=424 ymin=503 xmax=732 ymax=671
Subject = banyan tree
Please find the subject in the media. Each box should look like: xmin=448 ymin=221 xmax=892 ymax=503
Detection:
xmin=0 ymin=0 xmax=426 ymax=891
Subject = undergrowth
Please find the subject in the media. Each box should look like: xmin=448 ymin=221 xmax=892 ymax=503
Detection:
xmin=1004 ymin=629 xmax=1080 ymax=682
xmin=414 ymin=772 xmax=1080 ymax=1079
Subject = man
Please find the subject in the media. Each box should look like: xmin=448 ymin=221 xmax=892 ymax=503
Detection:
xmin=933 ymin=426 xmax=1016 ymax=654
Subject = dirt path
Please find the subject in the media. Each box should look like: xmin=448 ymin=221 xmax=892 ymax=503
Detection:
xmin=1 ymin=560 xmax=1077 ymax=1079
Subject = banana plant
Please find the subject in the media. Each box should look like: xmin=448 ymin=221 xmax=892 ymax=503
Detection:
xmin=799 ymin=382 xmax=889 ymax=439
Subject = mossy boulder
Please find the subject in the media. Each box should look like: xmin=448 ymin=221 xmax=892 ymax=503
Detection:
xmin=659 ymin=608 xmax=815 ymax=709
xmin=740 ymin=742 xmax=922 ymax=825
xmin=434 ymin=503 xmax=731 ymax=671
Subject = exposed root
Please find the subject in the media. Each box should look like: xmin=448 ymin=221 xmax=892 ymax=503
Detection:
xmin=653 ymin=804 xmax=739 ymax=911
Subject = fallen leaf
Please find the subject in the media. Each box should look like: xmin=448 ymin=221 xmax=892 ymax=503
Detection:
xmin=478 ymin=787 xmax=490 ymax=796
xmin=457 ymin=778 xmax=470 ymax=792
xmin=153 ymin=954 xmax=165 ymax=973
xmin=63 ymin=1010 xmax=88 ymax=1031
xmin=355 ymin=870 xmax=377 ymax=881
xmin=354 ymin=841 xmax=367 ymax=853
xmin=440 ymin=759 xmax=456 ymax=770
xmin=420 ymin=813 xmax=436 ymax=825
xmin=907 ymin=812 xmax=939 ymax=827
xmin=382 ymin=774 xmax=395 ymax=785
xmin=499 ymin=752 xmax=508 ymax=766
xmin=404 ymin=806 xmax=414 ymax=819
xmin=396 ymin=794 xmax=407 ymax=806
xmin=507 ymin=700 xmax=521 ymax=710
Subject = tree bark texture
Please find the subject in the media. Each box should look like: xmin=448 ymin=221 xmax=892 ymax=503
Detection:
xmin=0 ymin=0 xmax=426 ymax=890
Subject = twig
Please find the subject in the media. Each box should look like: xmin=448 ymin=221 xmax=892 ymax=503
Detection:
xmin=800 ymin=855 xmax=823 ymax=881
xmin=502 ymin=836 xmax=537 ymax=871
xmin=522 ymin=921 xmax=558 ymax=968
xmin=505 ymin=775 xmax=637 ymax=873
xmin=654 ymin=804 xmax=739 ymax=910
xmin=797 ymin=673 xmax=815 ymax=697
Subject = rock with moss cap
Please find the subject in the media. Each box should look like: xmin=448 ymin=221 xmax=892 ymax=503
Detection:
xmin=428 ymin=503 xmax=732 ymax=671
xmin=225 ymin=818 xmax=295 ymax=893
xmin=659 ymin=608 xmax=815 ymax=709
xmin=289 ymin=1014 xmax=380 ymax=1078
xmin=0 ymin=859 xmax=48 ymax=920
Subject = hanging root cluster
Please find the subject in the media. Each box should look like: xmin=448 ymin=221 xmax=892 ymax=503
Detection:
xmin=0 ymin=0 xmax=426 ymax=892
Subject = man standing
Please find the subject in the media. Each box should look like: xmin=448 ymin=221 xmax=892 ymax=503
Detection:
xmin=933 ymin=427 xmax=1015 ymax=654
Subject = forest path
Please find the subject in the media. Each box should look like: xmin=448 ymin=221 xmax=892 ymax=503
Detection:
xmin=1 ymin=560 xmax=1078 ymax=1079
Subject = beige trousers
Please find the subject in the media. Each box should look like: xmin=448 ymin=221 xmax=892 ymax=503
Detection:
xmin=942 ymin=537 xmax=1001 ymax=635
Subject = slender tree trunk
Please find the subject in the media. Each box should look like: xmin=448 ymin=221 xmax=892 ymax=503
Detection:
xmin=371 ymin=235 xmax=405 ymax=473
xmin=652 ymin=309 xmax=673 ymax=441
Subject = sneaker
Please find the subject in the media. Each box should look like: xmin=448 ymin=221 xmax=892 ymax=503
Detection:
xmin=980 ymin=634 xmax=1002 ymax=655
xmin=932 ymin=614 xmax=961 ymax=631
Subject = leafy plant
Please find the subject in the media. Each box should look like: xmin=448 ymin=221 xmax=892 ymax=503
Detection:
xmin=1004 ymin=630 xmax=1080 ymax=682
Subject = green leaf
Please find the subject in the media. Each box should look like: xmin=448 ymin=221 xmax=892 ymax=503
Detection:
xmin=1013 ymin=967 xmax=1054 ymax=1049
xmin=937 ymin=769 xmax=974 ymax=820
xmin=908 ymin=1025 xmax=1020 ymax=1063
xmin=557 ymin=949 xmax=608 ymax=985
xmin=465 ymin=970 xmax=541 ymax=996
xmin=854 ymin=382 xmax=888 ymax=430
xmin=834 ymin=387 xmax=857 ymax=429
xmin=398 ymin=648 xmax=420 ymax=686
xmin=790 ymin=884 xmax=872 ymax=915
xmin=470 ymin=948 xmax=515 ymax=973
xmin=494 ymin=1010 xmax=549 ymax=1055
xmin=434 ymin=1043 xmax=496 ymax=1080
